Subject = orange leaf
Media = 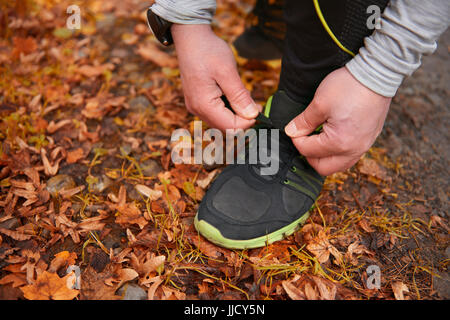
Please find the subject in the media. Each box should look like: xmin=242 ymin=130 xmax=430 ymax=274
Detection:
xmin=66 ymin=148 xmax=85 ymax=164
xmin=12 ymin=37 xmax=37 ymax=59
xmin=0 ymin=273 xmax=27 ymax=288
xmin=48 ymin=251 xmax=77 ymax=273
xmin=20 ymin=271 xmax=79 ymax=300
xmin=136 ymin=42 xmax=178 ymax=68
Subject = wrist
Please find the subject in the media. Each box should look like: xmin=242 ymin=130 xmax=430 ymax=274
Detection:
xmin=171 ymin=24 xmax=214 ymax=45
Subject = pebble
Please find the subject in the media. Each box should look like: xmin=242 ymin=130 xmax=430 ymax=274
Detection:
xmin=129 ymin=95 xmax=154 ymax=113
xmin=117 ymin=283 xmax=147 ymax=300
xmin=141 ymin=159 xmax=162 ymax=177
xmin=46 ymin=174 xmax=76 ymax=196
xmin=89 ymin=175 xmax=113 ymax=194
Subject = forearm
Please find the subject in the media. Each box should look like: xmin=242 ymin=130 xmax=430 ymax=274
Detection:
xmin=150 ymin=0 xmax=216 ymax=24
xmin=346 ymin=0 xmax=449 ymax=97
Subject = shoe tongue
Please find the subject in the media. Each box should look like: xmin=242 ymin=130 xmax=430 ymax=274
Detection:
xmin=265 ymin=91 xmax=309 ymax=130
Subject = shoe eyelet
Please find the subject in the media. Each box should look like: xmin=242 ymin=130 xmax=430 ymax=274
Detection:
xmin=291 ymin=165 xmax=297 ymax=172
xmin=283 ymin=179 xmax=289 ymax=184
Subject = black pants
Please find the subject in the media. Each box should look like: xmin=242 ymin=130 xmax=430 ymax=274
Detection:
xmin=278 ymin=0 xmax=390 ymax=106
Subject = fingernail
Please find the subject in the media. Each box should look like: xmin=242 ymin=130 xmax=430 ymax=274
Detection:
xmin=285 ymin=121 xmax=297 ymax=137
xmin=242 ymin=103 xmax=259 ymax=118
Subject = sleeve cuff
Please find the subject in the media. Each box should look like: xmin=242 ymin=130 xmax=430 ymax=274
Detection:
xmin=151 ymin=2 xmax=215 ymax=25
xmin=345 ymin=52 xmax=403 ymax=98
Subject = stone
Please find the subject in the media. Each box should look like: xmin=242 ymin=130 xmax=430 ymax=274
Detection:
xmin=128 ymin=95 xmax=154 ymax=113
xmin=117 ymin=283 xmax=147 ymax=300
xmin=433 ymin=271 xmax=450 ymax=299
xmin=141 ymin=159 xmax=162 ymax=177
xmin=89 ymin=175 xmax=113 ymax=194
xmin=46 ymin=174 xmax=76 ymax=196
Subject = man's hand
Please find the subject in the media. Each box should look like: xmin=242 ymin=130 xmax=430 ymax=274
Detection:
xmin=172 ymin=24 xmax=260 ymax=132
xmin=284 ymin=67 xmax=391 ymax=176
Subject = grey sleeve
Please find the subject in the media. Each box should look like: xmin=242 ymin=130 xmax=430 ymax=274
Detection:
xmin=346 ymin=0 xmax=449 ymax=97
xmin=150 ymin=0 xmax=216 ymax=24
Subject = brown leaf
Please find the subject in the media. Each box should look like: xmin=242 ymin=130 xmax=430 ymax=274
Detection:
xmin=358 ymin=218 xmax=375 ymax=233
xmin=196 ymin=169 xmax=219 ymax=189
xmin=12 ymin=37 xmax=37 ymax=59
xmin=136 ymin=42 xmax=178 ymax=68
xmin=147 ymin=276 xmax=164 ymax=300
xmin=188 ymin=233 xmax=222 ymax=259
xmin=20 ymin=271 xmax=79 ymax=300
xmin=391 ymin=281 xmax=409 ymax=300
xmin=77 ymin=63 xmax=114 ymax=78
xmin=0 ymin=273 xmax=27 ymax=288
xmin=66 ymin=148 xmax=85 ymax=164
xmin=48 ymin=251 xmax=77 ymax=273
xmin=311 ymin=276 xmax=337 ymax=300
xmin=304 ymin=282 xmax=318 ymax=300
xmin=135 ymin=184 xmax=162 ymax=201
xmin=0 ymin=228 xmax=32 ymax=241
xmin=282 ymin=276 xmax=305 ymax=300
xmin=41 ymin=148 xmax=60 ymax=176
xmin=346 ymin=241 xmax=374 ymax=265
xmin=80 ymin=265 xmax=121 ymax=300
xmin=110 ymin=186 xmax=148 ymax=229
xmin=47 ymin=119 xmax=72 ymax=134
xmin=306 ymin=230 xmax=333 ymax=263
xmin=357 ymin=158 xmax=388 ymax=181
xmin=105 ymin=267 xmax=138 ymax=288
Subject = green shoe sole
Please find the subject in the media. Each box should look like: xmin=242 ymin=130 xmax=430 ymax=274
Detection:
xmin=194 ymin=210 xmax=311 ymax=250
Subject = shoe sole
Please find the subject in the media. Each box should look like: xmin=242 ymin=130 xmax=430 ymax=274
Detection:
xmin=194 ymin=210 xmax=311 ymax=250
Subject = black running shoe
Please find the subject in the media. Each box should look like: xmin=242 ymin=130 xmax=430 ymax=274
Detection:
xmin=194 ymin=91 xmax=324 ymax=249
xmin=233 ymin=0 xmax=286 ymax=60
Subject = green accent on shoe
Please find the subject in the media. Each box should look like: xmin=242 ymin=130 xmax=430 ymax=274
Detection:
xmin=291 ymin=166 xmax=322 ymax=193
xmin=194 ymin=210 xmax=311 ymax=250
xmin=264 ymin=95 xmax=273 ymax=118
xmin=283 ymin=179 xmax=317 ymax=201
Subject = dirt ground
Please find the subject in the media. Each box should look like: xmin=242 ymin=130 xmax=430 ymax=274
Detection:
xmin=375 ymin=29 xmax=450 ymax=299
xmin=0 ymin=0 xmax=448 ymax=300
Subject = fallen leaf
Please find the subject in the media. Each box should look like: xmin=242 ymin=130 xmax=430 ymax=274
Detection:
xmin=20 ymin=271 xmax=79 ymax=300
xmin=0 ymin=228 xmax=32 ymax=241
xmin=0 ymin=273 xmax=27 ymax=288
xmin=135 ymin=184 xmax=162 ymax=201
xmin=109 ymin=186 xmax=148 ymax=229
xmin=105 ymin=267 xmax=138 ymax=288
xmin=357 ymin=158 xmax=388 ymax=181
xmin=48 ymin=251 xmax=77 ymax=273
xmin=311 ymin=276 xmax=337 ymax=300
xmin=80 ymin=265 xmax=121 ymax=300
xmin=77 ymin=63 xmax=114 ymax=78
xmin=304 ymin=282 xmax=318 ymax=300
xmin=306 ymin=230 xmax=334 ymax=264
xmin=12 ymin=37 xmax=37 ymax=59
xmin=196 ymin=169 xmax=219 ymax=189
xmin=136 ymin=42 xmax=178 ymax=68
xmin=66 ymin=148 xmax=85 ymax=164
xmin=391 ymin=281 xmax=409 ymax=300
xmin=282 ymin=276 xmax=305 ymax=300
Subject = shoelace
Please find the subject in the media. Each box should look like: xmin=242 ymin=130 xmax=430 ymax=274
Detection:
xmin=221 ymin=96 xmax=323 ymax=198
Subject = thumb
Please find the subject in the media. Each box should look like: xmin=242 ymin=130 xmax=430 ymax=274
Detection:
xmin=285 ymin=99 xmax=328 ymax=138
xmin=216 ymin=68 xmax=260 ymax=120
